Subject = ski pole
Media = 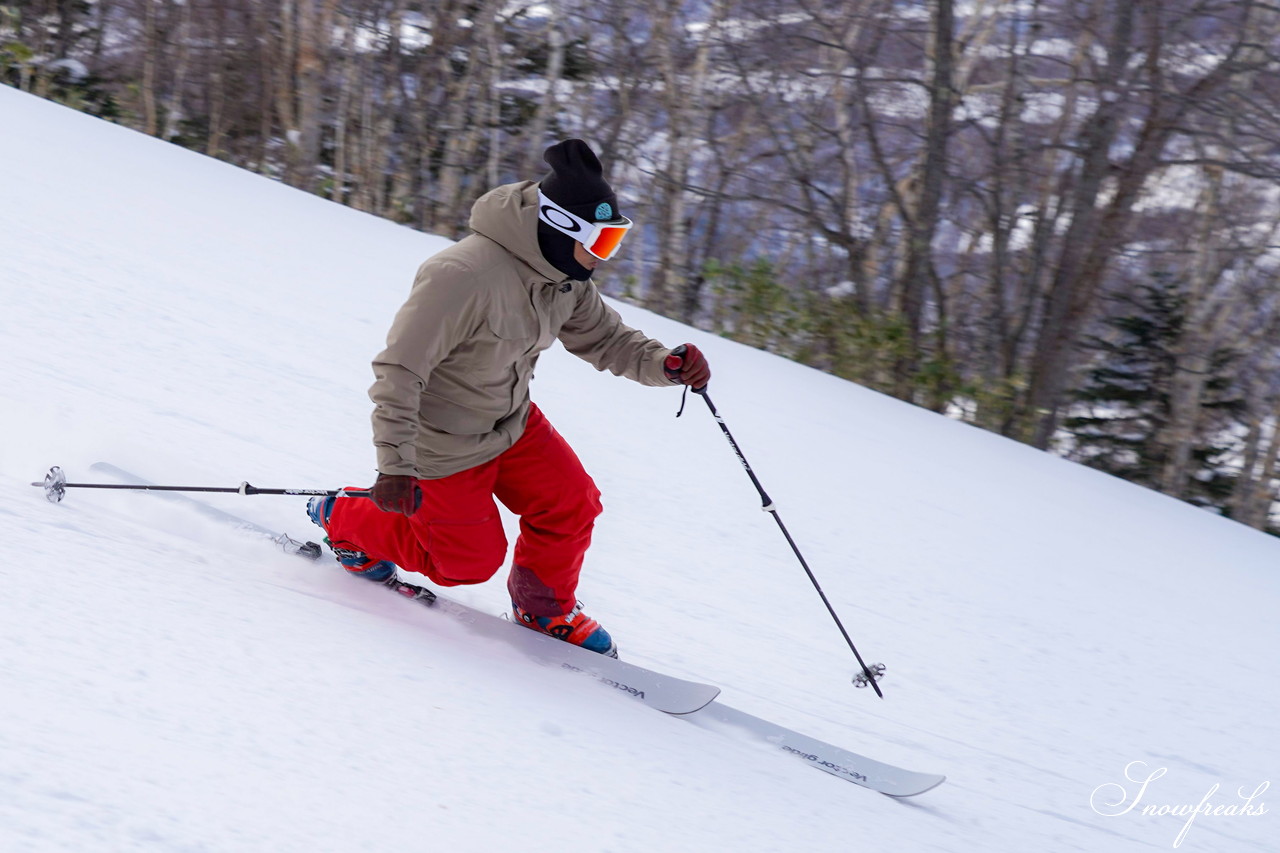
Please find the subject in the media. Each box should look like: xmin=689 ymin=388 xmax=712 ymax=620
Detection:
xmin=31 ymin=466 xmax=372 ymax=504
xmin=676 ymin=378 xmax=885 ymax=697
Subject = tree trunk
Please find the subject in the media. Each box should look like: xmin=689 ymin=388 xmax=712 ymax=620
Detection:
xmin=431 ymin=0 xmax=499 ymax=235
xmin=332 ymin=10 xmax=357 ymax=204
xmin=161 ymin=0 xmax=192 ymax=142
xmin=1157 ymin=164 xmax=1223 ymax=498
xmin=204 ymin=0 xmax=229 ymax=159
xmin=891 ymin=0 xmax=955 ymax=399
xmin=140 ymin=0 xmax=160 ymax=136
xmin=1252 ymin=409 xmax=1280 ymax=530
xmin=289 ymin=0 xmax=336 ymax=192
xmin=274 ymin=0 xmax=300 ymax=184
xmin=523 ymin=3 xmax=564 ymax=176
xmin=650 ymin=0 xmax=714 ymax=319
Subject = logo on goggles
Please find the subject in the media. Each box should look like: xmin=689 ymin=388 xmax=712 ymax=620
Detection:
xmin=538 ymin=190 xmax=633 ymax=261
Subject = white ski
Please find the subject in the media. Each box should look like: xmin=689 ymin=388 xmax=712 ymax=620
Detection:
xmin=382 ymin=579 xmax=721 ymax=715
xmin=687 ymin=704 xmax=946 ymax=797
xmin=88 ymin=462 xmax=945 ymax=795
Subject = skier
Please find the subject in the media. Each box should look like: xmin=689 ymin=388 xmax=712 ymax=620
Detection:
xmin=307 ymin=139 xmax=710 ymax=657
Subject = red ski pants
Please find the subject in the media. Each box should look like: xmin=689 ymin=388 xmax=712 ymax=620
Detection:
xmin=326 ymin=404 xmax=602 ymax=617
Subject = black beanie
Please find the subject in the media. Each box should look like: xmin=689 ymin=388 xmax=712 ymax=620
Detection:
xmin=537 ymin=139 xmax=620 ymax=282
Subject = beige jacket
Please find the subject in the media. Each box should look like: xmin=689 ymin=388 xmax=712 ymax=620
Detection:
xmin=370 ymin=181 xmax=674 ymax=479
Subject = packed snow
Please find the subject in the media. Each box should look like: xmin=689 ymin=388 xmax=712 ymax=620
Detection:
xmin=1 ymin=83 xmax=1276 ymax=852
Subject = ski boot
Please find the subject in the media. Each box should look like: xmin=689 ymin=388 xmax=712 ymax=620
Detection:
xmin=306 ymin=495 xmax=397 ymax=583
xmin=513 ymin=600 xmax=618 ymax=658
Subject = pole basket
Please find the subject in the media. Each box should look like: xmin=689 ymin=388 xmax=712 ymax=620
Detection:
xmin=40 ymin=466 xmax=68 ymax=503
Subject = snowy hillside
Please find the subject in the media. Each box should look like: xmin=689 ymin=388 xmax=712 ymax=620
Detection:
xmin=2 ymin=84 xmax=1276 ymax=852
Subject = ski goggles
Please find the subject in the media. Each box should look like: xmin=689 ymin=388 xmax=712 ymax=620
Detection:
xmin=537 ymin=189 xmax=634 ymax=260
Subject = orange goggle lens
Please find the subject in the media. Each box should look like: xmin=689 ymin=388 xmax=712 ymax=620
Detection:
xmin=587 ymin=225 xmax=630 ymax=260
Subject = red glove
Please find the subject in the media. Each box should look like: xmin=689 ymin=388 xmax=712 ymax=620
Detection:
xmin=371 ymin=473 xmax=421 ymax=516
xmin=664 ymin=343 xmax=711 ymax=390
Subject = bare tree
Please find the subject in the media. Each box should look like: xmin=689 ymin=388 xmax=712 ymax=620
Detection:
xmin=1022 ymin=0 xmax=1280 ymax=448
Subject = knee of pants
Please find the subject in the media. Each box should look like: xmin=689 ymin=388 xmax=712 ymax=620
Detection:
xmin=537 ymin=479 xmax=603 ymax=533
xmin=572 ymin=479 xmax=603 ymax=524
xmin=421 ymin=513 xmax=509 ymax=585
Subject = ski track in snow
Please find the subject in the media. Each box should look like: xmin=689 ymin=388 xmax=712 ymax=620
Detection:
xmin=2 ymin=85 xmax=1278 ymax=852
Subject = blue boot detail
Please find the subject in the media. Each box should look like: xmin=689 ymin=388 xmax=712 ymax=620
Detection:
xmin=514 ymin=601 xmax=618 ymax=657
xmin=305 ymin=495 xmax=397 ymax=583
xmin=307 ymin=495 xmax=334 ymax=529
xmin=340 ymin=558 xmax=397 ymax=583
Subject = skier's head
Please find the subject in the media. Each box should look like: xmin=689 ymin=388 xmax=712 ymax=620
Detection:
xmin=536 ymin=139 xmax=633 ymax=282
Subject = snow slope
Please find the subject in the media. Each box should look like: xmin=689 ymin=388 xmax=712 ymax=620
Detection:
xmin=2 ymin=84 xmax=1276 ymax=852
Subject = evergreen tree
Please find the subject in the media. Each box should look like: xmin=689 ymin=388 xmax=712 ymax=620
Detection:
xmin=1064 ymin=275 xmax=1243 ymax=511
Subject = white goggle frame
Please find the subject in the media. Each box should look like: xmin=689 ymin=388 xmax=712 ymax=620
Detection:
xmin=537 ymin=190 xmax=633 ymax=260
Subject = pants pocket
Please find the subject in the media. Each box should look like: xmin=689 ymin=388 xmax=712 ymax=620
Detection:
xmin=422 ymin=513 xmax=508 ymax=585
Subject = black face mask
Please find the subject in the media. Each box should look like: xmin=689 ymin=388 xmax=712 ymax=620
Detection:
xmin=537 ymin=221 xmax=594 ymax=282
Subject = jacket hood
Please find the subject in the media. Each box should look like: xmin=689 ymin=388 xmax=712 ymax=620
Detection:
xmin=468 ymin=181 xmax=570 ymax=285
